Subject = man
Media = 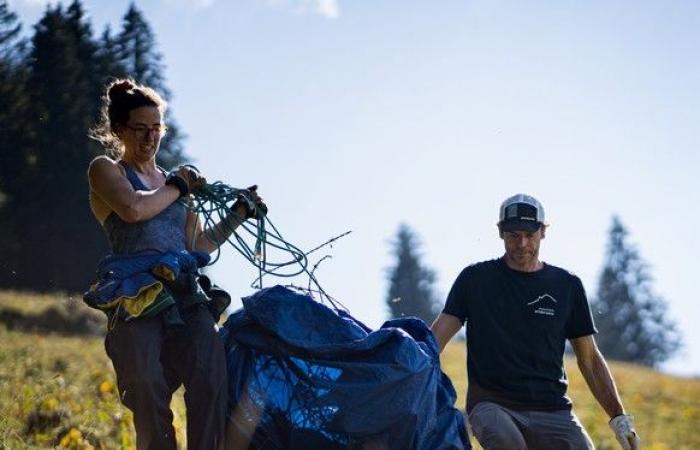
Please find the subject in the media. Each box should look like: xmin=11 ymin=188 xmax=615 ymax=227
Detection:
xmin=431 ymin=194 xmax=640 ymax=450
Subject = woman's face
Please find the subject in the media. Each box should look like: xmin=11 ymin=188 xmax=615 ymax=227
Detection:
xmin=119 ymin=106 xmax=164 ymax=162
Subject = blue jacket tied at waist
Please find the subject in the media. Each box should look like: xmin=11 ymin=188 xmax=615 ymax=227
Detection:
xmin=83 ymin=250 xmax=210 ymax=319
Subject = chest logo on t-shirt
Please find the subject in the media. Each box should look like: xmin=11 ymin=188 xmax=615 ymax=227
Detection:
xmin=527 ymin=294 xmax=557 ymax=316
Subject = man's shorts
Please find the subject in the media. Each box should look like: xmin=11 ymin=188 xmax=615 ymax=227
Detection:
xmin=468 ymin=401 xmax=594 ymax=450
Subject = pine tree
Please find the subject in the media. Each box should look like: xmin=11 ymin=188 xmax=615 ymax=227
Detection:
xmin=0 ymin=0 xmax=28 ymax=191
xmin=385 ymin=224 xmax=439 ymax=324
xmin=0 ymin=1 xmax=185 ymax=291
xmin=116 ymin=3 xmax=186 ymax=168
xmin=0 ymin=0 xmax=22 ymax=61
xmin=117 ymin=3 xmax=168 ymax=93
xmin=95 ymin=26 xmax=126 ymax=84
xmin=0 ymin=0 xmax=30 ymax=285
xmin=591 ymin=216 xmax=681 ymax=367
xmin=7 ymin=1 xmax=108 ymax=291
xmin=66 ymin=0 xmax=103 ymax=104
xmin=0 ymin=0 xmax=27 ymax=194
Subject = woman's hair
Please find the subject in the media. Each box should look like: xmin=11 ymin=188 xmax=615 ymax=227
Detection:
xmin=90 ymin=78 xmax=167 ymax=158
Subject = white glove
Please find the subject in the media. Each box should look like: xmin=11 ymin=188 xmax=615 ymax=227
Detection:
xmin=609 ymin=414 xmax=640 ymax=450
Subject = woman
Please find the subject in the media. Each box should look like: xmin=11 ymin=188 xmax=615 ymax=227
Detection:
xmin=88 ymin=79 xmax=260 ymax=450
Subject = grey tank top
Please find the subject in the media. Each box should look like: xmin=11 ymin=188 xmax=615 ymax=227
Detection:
xmin=103 ymin=162 xmax=188 ymax=254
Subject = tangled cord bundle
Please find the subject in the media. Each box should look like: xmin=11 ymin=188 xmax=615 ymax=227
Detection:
xmin=185 ymin=180 xmax=350 ymax=311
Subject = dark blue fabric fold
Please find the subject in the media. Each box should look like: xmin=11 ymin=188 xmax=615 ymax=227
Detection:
xmin=220 ymin=285 xmax=470 ymax=450
xmin=84 ymin=249 xmax=210 ymax=308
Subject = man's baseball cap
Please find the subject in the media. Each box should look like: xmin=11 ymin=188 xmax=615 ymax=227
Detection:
xmin=498 ymin=194 xmax=545 ymax=232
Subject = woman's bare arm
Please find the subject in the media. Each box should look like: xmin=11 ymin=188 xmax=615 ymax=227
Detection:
xmin=88 ymin=156 xmax=180 ymax=223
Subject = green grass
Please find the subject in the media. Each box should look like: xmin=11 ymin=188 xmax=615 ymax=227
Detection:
xmin=0 ymin=291 xmax=187 ymax=450
xmin=0 ymin=290 xmax=75 ymax=315
xmin=1 ymin=291 xmax=698 ymax=449
xmin=441 ymin=339 xmax=700 ymax=450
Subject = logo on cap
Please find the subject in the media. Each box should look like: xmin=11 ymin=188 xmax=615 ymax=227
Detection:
xmin=498 ymin=194 xmax=545 ymax=232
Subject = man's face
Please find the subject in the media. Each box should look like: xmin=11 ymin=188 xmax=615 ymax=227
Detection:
xmin=500 ymin=226 xmax=545 ymax=268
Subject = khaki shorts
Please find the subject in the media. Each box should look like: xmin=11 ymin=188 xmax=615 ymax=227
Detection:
xmin=468 ymin=401 xmax=594 ymax=450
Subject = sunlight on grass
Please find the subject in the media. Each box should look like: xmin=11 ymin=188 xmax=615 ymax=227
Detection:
xmin=0 ymin=292 xmax=187 ymax=449
xmin=1 ymin=291 xmax=698 ymax=449
xmin=440 ymin=341 xmax=700 ymax=450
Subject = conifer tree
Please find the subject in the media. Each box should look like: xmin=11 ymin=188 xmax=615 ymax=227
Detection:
xmin=9 ymin=1 xmax=108 ymax=291
xmin=95 ymin=26 xmax=127 ymax=84
xmin=66 ymin=0 xmax=102 ymax=105
xmin=0 ymin=0 xmax=30 ymax=285
xmin=117 ymin=3 xmax=168 ymax=93
xmin=0 ymin=1 xmax=186 ymax=291
xmin=591 ymin=216 xmax=681 ymax=367
xmin=116 ymin=3 xmax=186 ymax=167
xmin=0 ymin=0 xmax=27 ymax=193
xmin=385 ymin=224 xmax=439 ymax=324
xmin=0 ymin=0 xmax=22 ymax=60
xmin=0 ymin=0 xmax=28 ymax=188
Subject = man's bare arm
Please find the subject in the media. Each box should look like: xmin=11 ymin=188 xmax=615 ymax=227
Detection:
xmin=430 ymin=313 xmax=463 ymax=353
xmin=571 ymin=334 xmax=625 ymax=418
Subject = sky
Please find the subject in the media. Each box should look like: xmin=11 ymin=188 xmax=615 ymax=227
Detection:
xmin=10 ymin=0 xmax=700 ymax=376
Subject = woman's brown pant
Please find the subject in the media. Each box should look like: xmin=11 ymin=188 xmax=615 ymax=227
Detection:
xmin=105 ymin=305 xmax=228 ymax=450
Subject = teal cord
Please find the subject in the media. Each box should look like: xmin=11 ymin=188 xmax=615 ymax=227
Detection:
xmin=184 ymin=181 xmax=349 ymax=311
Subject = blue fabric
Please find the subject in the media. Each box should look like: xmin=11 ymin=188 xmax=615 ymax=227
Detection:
xmin=220 ymin=285 xmax=470 ymax=450
xmin=84 ymin=250 xmax=210 ymax=311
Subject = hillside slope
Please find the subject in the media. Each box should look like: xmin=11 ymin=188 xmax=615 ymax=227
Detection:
xmin=442 ymin=340 xmax=699 ymax=450
xmin=1 ymin=291 xmax=698 ymax=449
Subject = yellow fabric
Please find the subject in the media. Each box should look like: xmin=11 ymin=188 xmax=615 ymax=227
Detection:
xmin=152 ymin=265 xmax=176 ymax=281
xmin=120 ymin=282 xmax=164 ymax=317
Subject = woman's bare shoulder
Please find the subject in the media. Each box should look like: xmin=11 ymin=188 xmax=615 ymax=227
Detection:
xmin=88 ymin=156 xmax=125 ymax=179
xmin=89 ymin=155 xmax=117 ymax=169
xmin=88 ymin=157 xmax=122 ymax=223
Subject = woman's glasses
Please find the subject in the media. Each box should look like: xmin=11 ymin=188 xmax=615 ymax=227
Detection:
xmin=126 ymin=124 xmax=167 ymax=138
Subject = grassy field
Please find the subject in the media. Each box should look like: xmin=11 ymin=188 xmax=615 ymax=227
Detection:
xmin=1 ymin=290 xmax=698 ymax=449
xmin=0 ymin=291 xmax=186 ymax=450
xmin=441 ymin=343 xmax=700 ymax=450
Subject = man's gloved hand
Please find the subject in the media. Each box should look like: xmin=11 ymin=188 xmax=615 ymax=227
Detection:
xmin=609 ymin=414 xmax=640 ymax=450
xmin=165 ymin=165 xmax=206 ymax=197
xmin=231 ymin=185 xmax=267 ymax=220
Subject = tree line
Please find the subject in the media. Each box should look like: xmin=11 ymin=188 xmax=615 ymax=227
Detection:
xmin=0 ymin=0 xmax=186 ymax=292
xmin=385 ymin=218 xmax=681 ymax=367
xmin=0 ymin=0 xmax=680 ymax=368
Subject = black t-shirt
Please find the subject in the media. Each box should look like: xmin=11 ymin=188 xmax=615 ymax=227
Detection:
xmin=443 ymin=258 xmax=597 ymax=412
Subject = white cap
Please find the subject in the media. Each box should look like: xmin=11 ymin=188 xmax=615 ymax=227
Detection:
xmin=498 ymin=194 xmax=545 ymax=231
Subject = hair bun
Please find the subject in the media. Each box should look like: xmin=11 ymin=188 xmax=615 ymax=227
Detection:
xmin=108 ymin=79 xmax=136 ymax=101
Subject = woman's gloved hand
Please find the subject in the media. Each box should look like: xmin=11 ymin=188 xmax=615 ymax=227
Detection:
xmin=231 ymin=185 xmax=267 ymax=219
xmin=166 ymin=165 xmax=207 ymax=197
